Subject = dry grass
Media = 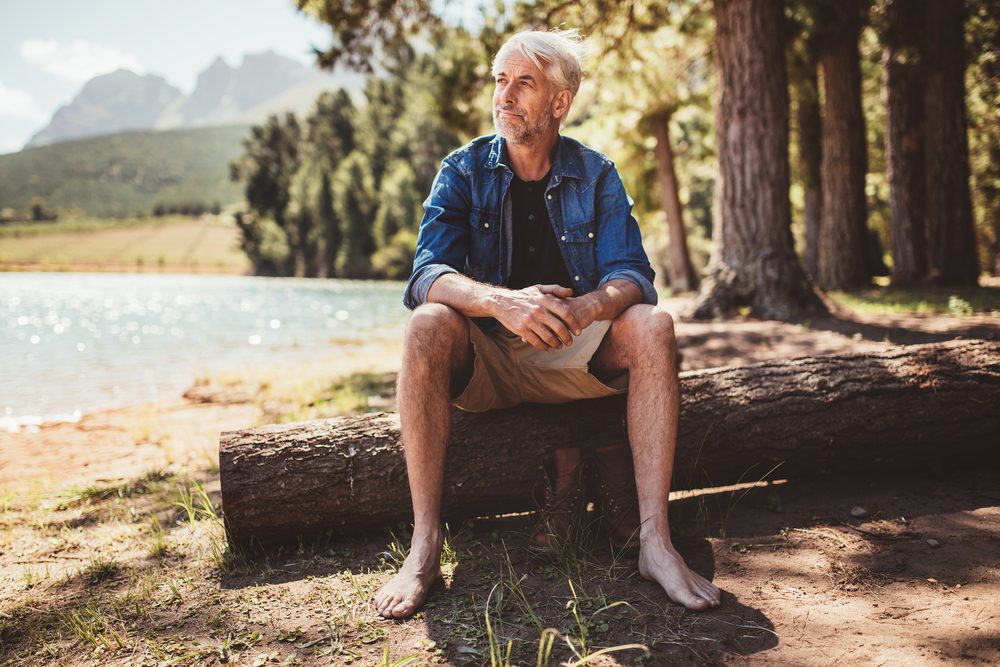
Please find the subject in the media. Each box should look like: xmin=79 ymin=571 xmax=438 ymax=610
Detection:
xmin=0 ymin=215 xmax=248 ymax=272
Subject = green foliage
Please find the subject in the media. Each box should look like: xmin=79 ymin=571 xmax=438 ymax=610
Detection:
xmin=275 ymin=0 xmax=998 ymax=288
xmin=966 ymin=0 xmax=1000 ymax=274
xmin=230 ymin=42 xmax=463 ymax=279
xmin=374 ymin=160 xmax=421 ymax=248
xmin=0 ymin=126 xmax=247 ymax=217
xmin=232 ymin=212 xmax=290 ymax=276
xmin=333 ymin=151 xmax=377 ymax=278
xmin=295 ymin=0 xmax=438 ymax=72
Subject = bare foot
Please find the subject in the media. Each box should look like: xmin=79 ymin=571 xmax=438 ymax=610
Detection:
xmin=638 ymin=533 xmax=721 ymax=611
xmin=374 ymin=536 xmax=442 ymax=619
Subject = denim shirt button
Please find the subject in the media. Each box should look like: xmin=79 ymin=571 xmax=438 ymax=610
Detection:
xmin=574 ymin=275 xmax=580 ymax=281
xmin=484 ymin=223 xmax=489 ymax=228
xmin=547 ymin=194 xmax=552 ymax=200
xmin=560 ymin=235 xmax=566 ymax=241
xmin=588 ymin=232 xmax=594 ymax=238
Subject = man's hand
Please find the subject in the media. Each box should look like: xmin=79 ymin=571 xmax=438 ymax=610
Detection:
xmin=492 ymin=284 xmax=583 ymax=350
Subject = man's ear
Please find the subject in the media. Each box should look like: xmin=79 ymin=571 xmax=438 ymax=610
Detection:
xmin=551 ymin=89 xmax=573 ymax=120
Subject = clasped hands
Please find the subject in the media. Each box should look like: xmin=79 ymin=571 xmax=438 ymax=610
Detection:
xmin=492 ymin=284 xmax=598 ymax=351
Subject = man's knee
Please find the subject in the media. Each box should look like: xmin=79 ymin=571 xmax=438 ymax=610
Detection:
xmin=405 ymin=303 xmax=468 ymax=353
xmin=616 ymin=304 xmax=675 ymax=347
xmin=610 ymin=305 xmax=677 ymax=368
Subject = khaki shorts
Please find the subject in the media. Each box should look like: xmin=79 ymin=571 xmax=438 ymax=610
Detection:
xmin=452 ymin=319 xmax=628 ymax=413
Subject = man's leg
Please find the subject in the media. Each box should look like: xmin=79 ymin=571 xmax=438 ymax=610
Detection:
xmin=374 ymin=303 xmax=472 ymax=619
xmin=590 ymin=304 xmax=722 ymax=611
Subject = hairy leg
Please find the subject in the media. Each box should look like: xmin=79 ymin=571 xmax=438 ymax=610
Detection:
xmin=591 ymin=305 xmax=722 ymax=611
xmin=374 ymin=304 xmax=472 ymax=619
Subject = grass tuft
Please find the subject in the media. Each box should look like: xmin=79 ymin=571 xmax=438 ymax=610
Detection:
xmin=81 ymin=556 xmax=124 ymax=586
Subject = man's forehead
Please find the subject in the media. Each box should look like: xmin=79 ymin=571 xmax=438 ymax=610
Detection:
xmin=493 ymin=52 xmax=548 ymax=81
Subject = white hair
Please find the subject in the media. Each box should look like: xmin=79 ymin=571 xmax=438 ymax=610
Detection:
xmin=492 ymin=29 xmax=587 ymax=96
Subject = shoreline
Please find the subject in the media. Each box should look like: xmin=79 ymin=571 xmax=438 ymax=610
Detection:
xmin=2 ymin=336 xmax=406 ymax=434
xmin=0 ymin=261 xmax=248 ymax=274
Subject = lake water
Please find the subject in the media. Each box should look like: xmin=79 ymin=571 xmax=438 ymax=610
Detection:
xmin=0 ymin=273 xmax=410 ymax=429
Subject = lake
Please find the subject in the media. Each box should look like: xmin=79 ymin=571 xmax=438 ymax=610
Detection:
xmin=1 ymin=272 xmax=410 ymax=429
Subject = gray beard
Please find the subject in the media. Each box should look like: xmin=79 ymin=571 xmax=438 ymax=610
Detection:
xmin=493 ymin=107 xmax=552 ymax=145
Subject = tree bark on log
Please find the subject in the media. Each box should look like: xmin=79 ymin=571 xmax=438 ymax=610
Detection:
xmin=220 ymin=340 xmax=1000 ymax=547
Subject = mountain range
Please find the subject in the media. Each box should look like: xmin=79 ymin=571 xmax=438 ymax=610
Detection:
xmin=28 ymin=50 xmax=364 ymax=148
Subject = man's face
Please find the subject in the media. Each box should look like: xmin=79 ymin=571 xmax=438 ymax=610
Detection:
xmin=492 ymin=51 xmax=556 ymax=145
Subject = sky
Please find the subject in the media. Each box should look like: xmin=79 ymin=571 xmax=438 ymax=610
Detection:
xmin=0 ymin=0 xmax=337 ymax=154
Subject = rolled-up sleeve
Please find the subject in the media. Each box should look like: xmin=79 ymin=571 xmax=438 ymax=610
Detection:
xmin=403 ymin=159 xmax=472 ymax=310
xmin=594 ymin=163 xmax=658 ymax=306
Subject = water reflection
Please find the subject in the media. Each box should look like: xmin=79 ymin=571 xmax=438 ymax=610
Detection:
xmin=1 ymin=273 xmax=409 ymax=427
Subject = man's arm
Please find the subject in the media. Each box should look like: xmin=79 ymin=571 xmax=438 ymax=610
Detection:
xmin=564 ymin=278 xmax=643 ymax=331
xmin=427 ymin=274 xmax=584 ymax=350
xmin=403 ymin=159 xmax=471 ymax=310
xmin=590 ymin=162 xmax=659 ymax=307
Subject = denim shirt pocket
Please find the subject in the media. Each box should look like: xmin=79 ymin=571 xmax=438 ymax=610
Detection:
xmin=467 ymin=207 xmax=501 ymax=280
xmin=559 ymin=219 xmax=598 ymax=292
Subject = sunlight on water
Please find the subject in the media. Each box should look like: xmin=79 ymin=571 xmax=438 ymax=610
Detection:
xmin=0 ymin=273 xmax=409 ymax=428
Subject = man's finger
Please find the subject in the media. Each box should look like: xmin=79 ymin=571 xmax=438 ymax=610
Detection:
xmin=520 ymin=329 xmax=552 ymax=351
xmin=535 ymin=311 xmax=573 ymax=347
xmin=536 ymin=284 xmax=574 ymax=297
xmin=544 ymin=298 xmax=582 ymax=335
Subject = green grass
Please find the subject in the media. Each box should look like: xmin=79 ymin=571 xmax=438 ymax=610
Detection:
xmin=827 ymin=281 xmax=1000 ymax=316
xmin=263 ymin=371 xmax=398 ymax=424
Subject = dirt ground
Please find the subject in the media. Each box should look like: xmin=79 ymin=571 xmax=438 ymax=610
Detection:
xmin=1 ymin=308 xmax=997 ymax=665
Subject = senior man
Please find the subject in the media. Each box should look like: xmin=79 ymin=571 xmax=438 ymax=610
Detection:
xmin=375 ymin=29 xmax=721 ymax=619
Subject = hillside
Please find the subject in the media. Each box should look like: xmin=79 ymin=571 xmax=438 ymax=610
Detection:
xmin=26 ymin=51 xmax=364 ymax=148
xmin=0 ymin=126 xmax=249 ymax=217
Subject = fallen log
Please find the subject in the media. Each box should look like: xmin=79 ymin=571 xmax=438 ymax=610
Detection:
xmin=220 ymin=340 xmax=1000 ymax=547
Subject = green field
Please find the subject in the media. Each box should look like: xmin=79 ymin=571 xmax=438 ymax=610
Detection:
xmin=0 ymin=125 xmax=249 ymax=217
xmin=0 ymin=215 xmax=250 ymax=272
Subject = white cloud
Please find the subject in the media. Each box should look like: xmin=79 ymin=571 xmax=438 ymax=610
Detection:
xmin=20 ymin=39 xmax=145 ymax=83
xmin=0 ymin=82 xmax=43 ymax=119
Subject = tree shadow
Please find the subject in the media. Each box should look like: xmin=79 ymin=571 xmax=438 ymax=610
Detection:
xmin=804 ymin=307 xmax=1000 ymax=344
xmin=215 ymin=505 xmax=777 ymax=665
xmin=671 ymin=465 xmax=999 ymax=588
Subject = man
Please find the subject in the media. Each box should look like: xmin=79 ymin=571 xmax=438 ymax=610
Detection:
xmin=374 ymin=29 xmax=722 ymax=619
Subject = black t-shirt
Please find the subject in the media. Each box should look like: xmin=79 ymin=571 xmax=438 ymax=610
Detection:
xmin=507 ymin=170 xmax=572 ymax=290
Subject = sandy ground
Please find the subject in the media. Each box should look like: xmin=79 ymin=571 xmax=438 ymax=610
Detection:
xmin=1 ymin=309 xmax=997 ymax=665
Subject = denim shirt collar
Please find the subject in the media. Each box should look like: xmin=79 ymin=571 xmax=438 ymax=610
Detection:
xmin=485 ymin=134 xmax=585 ymax=182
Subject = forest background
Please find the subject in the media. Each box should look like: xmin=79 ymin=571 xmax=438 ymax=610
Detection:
xmin=229 ymin=0 xmax=998 ymax=313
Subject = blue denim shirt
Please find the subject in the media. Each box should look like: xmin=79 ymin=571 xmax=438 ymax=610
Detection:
xmin=403 ymin=133 xmax=657 ymax=315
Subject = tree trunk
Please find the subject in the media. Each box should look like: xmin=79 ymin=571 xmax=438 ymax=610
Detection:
xmin=817 ymin=0 xmax=870 ymax=290
xmin=690 ymin=0 xmax=826 ymax=320
xmin=220 ymin=340 xmax=1000 ymax=547
xmin=319 ymin=173 xmax=339 ymax=278
xmin=651 ymin=111 xmax=699 ymax=293
xmin=792 ymin=37 xmax=823 ymax=280
xmin=884 ymin=0 xmax=929 ymax=286
xmin=924 ymin=0 xmax=979 ymax=284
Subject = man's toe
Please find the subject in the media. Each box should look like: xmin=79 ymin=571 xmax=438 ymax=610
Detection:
xmin=378 ymin=594 xmax=398 ymax=617
xmin=391 ymin=599 xmax=414 ymax=618
xmin=696 ymin=580 xmax=720 ymax=604
xmin=674 ymin=587 xmax=711 ymax=611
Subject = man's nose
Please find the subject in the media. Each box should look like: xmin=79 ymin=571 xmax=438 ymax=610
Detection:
xmin=498 ymin=82 xmax=517 ymax=105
